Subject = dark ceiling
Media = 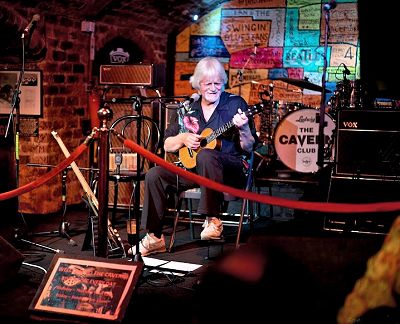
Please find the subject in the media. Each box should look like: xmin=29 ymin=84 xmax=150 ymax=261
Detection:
xmin=12 ymin=0 xmax=226 ymax=27
xmin=0 ymin=0 xmax=228 ymax=63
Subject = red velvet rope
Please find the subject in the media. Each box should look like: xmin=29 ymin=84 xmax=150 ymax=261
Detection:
xmin=0 ymin=143 xmax=88 ymax=201
xmin=2 ymin=137 xmax=399 ymax=215
xmin=124 ymin=138 xmax=400 ymax=214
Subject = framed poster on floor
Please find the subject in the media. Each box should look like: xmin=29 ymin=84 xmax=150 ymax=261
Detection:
xmin=29 ymin=254 xmax=143 ymax=322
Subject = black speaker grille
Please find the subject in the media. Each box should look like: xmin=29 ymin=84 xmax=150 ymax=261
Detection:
xmin=335 ymin=110 xmax=400 ymax=179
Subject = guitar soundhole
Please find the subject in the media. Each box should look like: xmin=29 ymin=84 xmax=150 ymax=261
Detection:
xmin=200 ymin=138 xmax=208 ymax=147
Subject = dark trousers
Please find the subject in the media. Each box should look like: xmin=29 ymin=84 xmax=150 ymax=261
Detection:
xmin=141 ymin=149 xmax=245 ymax=234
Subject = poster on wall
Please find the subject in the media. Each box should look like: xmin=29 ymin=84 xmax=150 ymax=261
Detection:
xmin=0 ymin=70 xmax=43 ymax=117
xmin=175 ymin=1 xmax=361 ymax=106
xmin=190 ymin=36 xmax=230 ymax=58
xmin=20 ymin=117 xmax=39 ymax=137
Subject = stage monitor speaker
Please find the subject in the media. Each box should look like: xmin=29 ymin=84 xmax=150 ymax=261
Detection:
xmin=335 ymin=109 xmax=400 ymax=179
xmin=0 ymin=236 xmax=24 ymax=286
xmin=99 ymin=64 xmax=165 ymax=87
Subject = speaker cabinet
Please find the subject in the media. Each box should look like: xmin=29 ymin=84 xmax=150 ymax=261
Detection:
xmin=99 ymin=64 xmax=165 ymax=87
xmin=335 ymin=109 xmax=400 ymax=179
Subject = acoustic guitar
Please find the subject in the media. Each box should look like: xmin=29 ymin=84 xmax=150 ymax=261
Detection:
xmin=178 ymin=103 xmax=264 ymax=169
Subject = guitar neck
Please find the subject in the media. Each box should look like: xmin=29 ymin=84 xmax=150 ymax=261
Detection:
xmin=206 ymin=106 xmax=255 ymax=143
xmin=208 ymin=120 xmax=234 ymax=142
xmin=51 ymin=131 xmax=99 ymax=209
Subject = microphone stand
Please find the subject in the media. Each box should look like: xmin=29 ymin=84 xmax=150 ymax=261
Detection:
xmin=111 ymin=95 xmax=187 ymax=262
xmin=132 ymin=96 xmax=143 ymax=262
xmin=234 ymin=45 xmax=258 ymax=96
xmin=112 ymin=95 xmax=173 ymax=262
xmin=317 ymin=6 xmax=333 ymax=173
xmin=106 ymin=95 xmax=144 ymax=261
xmin=235 ymin=52 xmax=254 ymax=97
xmin=4 ymin=30 xmax=60 ymax=254
xmin=5 ymin=33 xmax=25 ymax=224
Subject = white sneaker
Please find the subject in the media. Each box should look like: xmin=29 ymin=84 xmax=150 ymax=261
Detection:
xmin=200 ymin=217 xmax=223 ymax=240
xmin=128 ymin=233 xmax=166 ymax=256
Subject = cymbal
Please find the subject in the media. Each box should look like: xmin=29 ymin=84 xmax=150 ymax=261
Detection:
xmin=277 ymin=78 xmax=331 ymax=93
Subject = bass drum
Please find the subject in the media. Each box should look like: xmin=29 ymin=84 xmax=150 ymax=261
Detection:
xmin=273 ymin=108 xmax=335 ymax=173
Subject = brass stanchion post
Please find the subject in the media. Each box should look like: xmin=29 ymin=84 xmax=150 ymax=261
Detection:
xmin=96 ymin=105 xmax=113 ymax=257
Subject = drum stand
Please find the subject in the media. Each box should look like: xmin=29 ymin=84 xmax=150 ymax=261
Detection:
xmin=255 ymin=83 xmax=275 ymax=173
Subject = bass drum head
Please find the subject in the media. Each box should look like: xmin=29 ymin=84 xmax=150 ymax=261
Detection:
xmin=273 ymin=108 xmax=335 ymax=173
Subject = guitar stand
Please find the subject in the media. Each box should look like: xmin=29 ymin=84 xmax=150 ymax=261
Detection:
xmin=26 ymin=164 xmax=77 ymax=246
xmin=81 ymin=195 xmax=127 ymax=258
xmin=80 ymin=176 xmax=126 ymax=258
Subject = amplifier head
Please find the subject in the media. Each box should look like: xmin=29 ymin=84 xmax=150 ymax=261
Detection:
xmin=99 ymin=64 xmax=165 ymax=87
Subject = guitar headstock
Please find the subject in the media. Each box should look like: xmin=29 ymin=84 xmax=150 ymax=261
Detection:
xmin=246 ymin=102 xmax=264 ymax=117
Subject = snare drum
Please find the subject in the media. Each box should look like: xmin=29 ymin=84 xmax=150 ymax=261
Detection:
xmin=273 ymin=108 xmax=335 ymax=173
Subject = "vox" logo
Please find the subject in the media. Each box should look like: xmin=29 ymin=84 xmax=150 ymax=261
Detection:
xmin=343 ymin=121 xmax=358 ymax=128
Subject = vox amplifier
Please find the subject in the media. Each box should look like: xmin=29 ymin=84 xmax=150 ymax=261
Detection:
xmin=335 ymin=109 xmax=400 ymax=179
xmin=99 ymin=64 xmax=165 ymax=86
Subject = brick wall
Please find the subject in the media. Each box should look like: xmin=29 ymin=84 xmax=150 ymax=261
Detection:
xmin=1 ymin=8 xmax=168 ymax=214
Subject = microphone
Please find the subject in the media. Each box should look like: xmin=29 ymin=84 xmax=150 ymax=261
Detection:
xmin=24 ymin=14 xmax=40 ymax=34
xmin=342 ymin=63 xmax=351 ymax=75
xmin=182 ymin=93 xmax=200 ymax=110
xmin=323 ymin=0 xmax=337 ymax=10
xmin=166 ymin=93 xmax=200 ymax=109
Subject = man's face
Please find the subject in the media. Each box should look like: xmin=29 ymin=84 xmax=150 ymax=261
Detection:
xmin=199 ymin=78 xmax=223 ymax=104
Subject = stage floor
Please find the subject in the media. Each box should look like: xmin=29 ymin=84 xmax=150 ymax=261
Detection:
xmin=0 ymin=201 xmax=391 ymax=323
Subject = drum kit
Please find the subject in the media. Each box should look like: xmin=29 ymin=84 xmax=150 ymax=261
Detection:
xmin=256 ymin=77 xmax=364 ymax=174
xmin=328 ymin=79 xmax=366 ymax=111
